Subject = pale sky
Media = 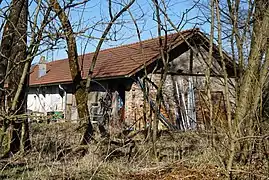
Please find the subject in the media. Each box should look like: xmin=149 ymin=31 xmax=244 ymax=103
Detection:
xmin=39 ymin=0 xmax=209 ymax=63
xmin=0 ymin=0 xmax=210 ymax=63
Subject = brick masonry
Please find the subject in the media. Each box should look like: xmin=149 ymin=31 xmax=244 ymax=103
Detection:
xmin=124 ymin=48 xmax=235 ymax=130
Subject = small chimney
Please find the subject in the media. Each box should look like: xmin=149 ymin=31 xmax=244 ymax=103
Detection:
xmin=38 ymin=56 xmax=46 ymax=78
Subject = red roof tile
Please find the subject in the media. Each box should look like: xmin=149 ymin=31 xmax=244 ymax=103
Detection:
xmin=29 ymin=28 xmax=199 ymax=86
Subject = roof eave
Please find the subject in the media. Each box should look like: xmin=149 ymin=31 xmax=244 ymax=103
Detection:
xmin=29 ymin=80 xmax=73 ymax=87
xmin=125 ymin=32 xmax=196 ymax=77
xmin=29 ymin=75 xmax=131 ymax=87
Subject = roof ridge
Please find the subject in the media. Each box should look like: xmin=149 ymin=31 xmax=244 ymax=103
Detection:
xmin=42 ymin=28 xmax=199 ymax=64
xmin=83 ymin=28 xmax=200 ymax=55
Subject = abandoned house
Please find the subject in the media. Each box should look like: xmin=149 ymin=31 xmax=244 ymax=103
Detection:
xmin=27 ymin=28 xmax=235 ymax=130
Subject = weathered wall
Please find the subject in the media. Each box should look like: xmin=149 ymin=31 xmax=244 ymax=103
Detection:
xmin=27 ymin=47 xmax=235 ymax=129
xmin=124 ymin=48 xmax=235 ymax=130
xmin=65 ymin=93 xmax=77 ymax=121
xmin=27 ymin=85 xmax=65 ymax=114
xmin=65 ymin=79 xmax=126 ymax=122
xmin=27 ymin=79 xmax=127 ymax=123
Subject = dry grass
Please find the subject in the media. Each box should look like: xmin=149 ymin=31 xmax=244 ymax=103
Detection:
xmin=0 ymin=122 xmax=268 ymax=179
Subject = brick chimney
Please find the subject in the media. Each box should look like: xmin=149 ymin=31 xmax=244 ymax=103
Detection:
xmin=38 ymin=56 xmax=46 ymax=78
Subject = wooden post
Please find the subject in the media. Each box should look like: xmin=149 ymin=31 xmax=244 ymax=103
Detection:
xmin=189 ymin=49 xmax=193 ymax=73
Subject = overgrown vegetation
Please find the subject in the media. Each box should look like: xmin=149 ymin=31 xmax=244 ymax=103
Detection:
xmin=1 ymin=122 xmax=267 ymax=179
xmin=0 ymin=0 xmax=269 ymax=179
xmin=0 ymin=122 xmax=251 ymax=179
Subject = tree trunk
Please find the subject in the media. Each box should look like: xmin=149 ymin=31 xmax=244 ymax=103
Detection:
xmin=0 ymin=0 xmax=30 ymax=157
xmin=49 ymin=0 xmax=93 ymax=144
xmin=0 ymin=0 xmax=26 ymax=101
xmin=235 ymin=1 xmax=269 ymax=163
xmin=152 ymin=0 xmax=169 ymax=158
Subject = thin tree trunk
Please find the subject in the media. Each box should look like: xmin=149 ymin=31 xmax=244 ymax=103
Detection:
xmin=85 ymin=0 xmax=135 ymax=92
xmin=84 ymin=0 xmax=134 ymax=140
xmin=207 ymin=0 xmax=214 ymax=143
xmin=152 ymin=0 xmax=169 ymax=158
xmin=128 ymin=8 xmax=150 ymax=137
xmin=215 ymin=1 xmax=235 ymax=176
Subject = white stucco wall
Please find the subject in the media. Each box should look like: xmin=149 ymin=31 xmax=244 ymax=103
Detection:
xmin=27 ymin=86 xmax=65 ymax=115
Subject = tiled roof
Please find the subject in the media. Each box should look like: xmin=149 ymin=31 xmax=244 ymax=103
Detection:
xmin=29 ymin=28 xmax=199 ymax=86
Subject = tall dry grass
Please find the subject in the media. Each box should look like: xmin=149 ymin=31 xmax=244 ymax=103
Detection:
xmin=0 ymin=121 xmax=267 ymax=179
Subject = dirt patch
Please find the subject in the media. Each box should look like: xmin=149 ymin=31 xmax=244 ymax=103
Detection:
xmin=125 ymin=162 xmax=222 ymax=180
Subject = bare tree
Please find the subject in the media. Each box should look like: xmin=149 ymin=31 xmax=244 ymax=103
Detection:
xmin=197 ymin=0 xmax=269 ymax=177
xmin=0 ymin=0 xmax=55 ymax=157
xmin=49 ymin=0 xmax=94 ymax=145
xmin=84 ymin=0 xmax=135 ymax=139
xmin=151 ymin=0 xmax=170 ymax=157
xmin=50 ymin=0 xmax=135 ymax=144
xmin=215 ymin=0 xmax=235 ymax=176
xmin=0 ymin=0 xmax=29 ymax=157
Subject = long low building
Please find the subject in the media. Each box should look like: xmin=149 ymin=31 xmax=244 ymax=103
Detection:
xmin=27 ymin=28 xmax=236 ymax=130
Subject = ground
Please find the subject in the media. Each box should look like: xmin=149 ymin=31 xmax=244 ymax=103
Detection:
xmin=0 ymin=122 xmax=267 ymax=179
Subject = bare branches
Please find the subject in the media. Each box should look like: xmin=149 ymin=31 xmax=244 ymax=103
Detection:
xmin=85 ymin=0 xmax=135 ymax=92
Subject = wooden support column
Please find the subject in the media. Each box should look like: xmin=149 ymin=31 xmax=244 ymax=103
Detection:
xmin=189 ymin=49 xmax=194 ymax=73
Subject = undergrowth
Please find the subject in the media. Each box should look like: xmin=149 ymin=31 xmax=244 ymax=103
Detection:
xmin=0 ymin=122 xmax=267 ymax=180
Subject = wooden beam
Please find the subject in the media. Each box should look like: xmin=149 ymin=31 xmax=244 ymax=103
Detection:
xmin=189 ymin=49 xmax=193 ymax=73
xmin=154 ymin=71 xmax=234 ymax=78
